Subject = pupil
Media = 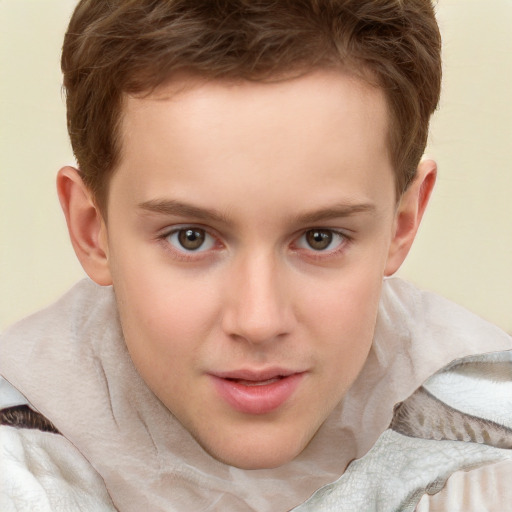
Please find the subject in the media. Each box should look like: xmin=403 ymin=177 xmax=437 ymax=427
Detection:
xmin=306 ymin=229 xmax=332 ymax=250
xmin=178 ymin=228 xmax=205 ymax=250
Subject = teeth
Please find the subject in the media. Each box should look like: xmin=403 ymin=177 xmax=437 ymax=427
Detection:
xmin=236 ymin=377 xmax=282 ymax=386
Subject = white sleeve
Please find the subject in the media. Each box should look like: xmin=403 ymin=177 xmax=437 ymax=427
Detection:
xmin=0 ymin=425 xmax=117 ymax=512
xmin=0 ymin=376 xmax=117 ymax=512
xmin=0 ymin=377 xmax=29 ymax=409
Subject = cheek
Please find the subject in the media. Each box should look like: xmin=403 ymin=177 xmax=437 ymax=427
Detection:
xmin=302 ymin=267 xmax=383 ymax=385
xmin=304 ymin=265 xmax=383 ymax=336
xmin=110 ymin=254 xmax=222 ymax=377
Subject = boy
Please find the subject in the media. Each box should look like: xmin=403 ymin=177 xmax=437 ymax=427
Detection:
xmin=1 ymin=0 xmax=511 ymax=510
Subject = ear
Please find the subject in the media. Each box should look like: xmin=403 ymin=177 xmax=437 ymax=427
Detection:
xmin=57 ymin=166 xmax=112 ymax=286
xmin=385 ymin=159 xmax=437 ymax=276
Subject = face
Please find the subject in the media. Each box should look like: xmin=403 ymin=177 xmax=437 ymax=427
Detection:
xmin=101 ymin=71 xmax=400 ymax=469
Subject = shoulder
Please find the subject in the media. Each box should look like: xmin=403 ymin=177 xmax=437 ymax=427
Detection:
xmin=416 ymin=459 xmax=512 ymax=512
xmin=378 ymin=277 xmax=512 ymax=362
xmin=380 ymin=277 xmax=510 ymax=343
xmin=0 ymin=279 xmax=119 ymax=396
xmin=0 ymin=278 xmax=115 ymax=347
xmin=0 ymin=377 xmax=116 ymax=512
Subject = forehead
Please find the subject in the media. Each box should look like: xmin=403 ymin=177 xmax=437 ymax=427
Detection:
xmin=123 ymin=70 xmax=389 ymax=140
xmin=111 ymin=70 xmax=393 ymax=214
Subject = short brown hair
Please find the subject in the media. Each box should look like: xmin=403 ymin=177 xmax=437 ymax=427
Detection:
xmin=62 ymin=0 xmax=442 ymax=209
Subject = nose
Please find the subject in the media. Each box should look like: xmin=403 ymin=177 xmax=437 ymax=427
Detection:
xmin=221 ymin=252 xmax=295 ymax=345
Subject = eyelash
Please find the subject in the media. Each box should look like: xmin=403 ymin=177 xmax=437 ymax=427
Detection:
xmin=157 ymin=225 xmax=223 ymax=262
xmin=292 ymin=229 xmax=351 ymax=259
xmin=157 ymin=226 xmax=351 ymax=262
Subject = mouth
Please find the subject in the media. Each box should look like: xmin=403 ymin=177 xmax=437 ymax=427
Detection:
xmin=227 ymin=376 xmax=284 ymax=386
xmin=209 ymin=369 xmax=305 ymax=415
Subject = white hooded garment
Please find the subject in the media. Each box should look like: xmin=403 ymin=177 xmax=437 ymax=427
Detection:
xmin=0 ymin=277 xmax=511 ymax=511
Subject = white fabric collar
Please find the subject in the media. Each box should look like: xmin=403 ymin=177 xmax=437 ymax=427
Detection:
xmin=0 ymin=277 xmax=510 ymax=511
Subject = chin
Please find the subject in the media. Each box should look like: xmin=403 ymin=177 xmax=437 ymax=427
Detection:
xmin=197 ymin=426 xmax=311 ymax=470
xmin=214 ymin=447 xmax=299 ymax=470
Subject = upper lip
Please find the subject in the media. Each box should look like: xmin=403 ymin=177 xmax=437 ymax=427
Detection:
xmin=210 ymin=368 xmax=304 ymax=381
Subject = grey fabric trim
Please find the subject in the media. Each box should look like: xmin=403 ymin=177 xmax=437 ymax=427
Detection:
xmin=0 ymin=405 xmax=60 ymax=434
xmin=390 ymin=386 xmax=512 ymax=449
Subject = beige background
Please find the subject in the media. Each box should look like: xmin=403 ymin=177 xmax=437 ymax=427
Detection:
xmin=1 ymin=0 xmax=511 ymax=332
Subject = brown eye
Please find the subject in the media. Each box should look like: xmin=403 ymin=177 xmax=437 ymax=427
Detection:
xmin=178 ymin=228 xmax=206 ymax=250
xmin=305 ymin=229 xmax=333 ymax=250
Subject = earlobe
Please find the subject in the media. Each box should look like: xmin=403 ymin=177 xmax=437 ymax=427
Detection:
xmin=384 ymin=159 xmax=437 ymax=276
xmin=56 ymin=166 xmax=112 ymax=286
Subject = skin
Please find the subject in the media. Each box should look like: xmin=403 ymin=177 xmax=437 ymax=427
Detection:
xmin=58 ymin=70 xmax=436 ymax=469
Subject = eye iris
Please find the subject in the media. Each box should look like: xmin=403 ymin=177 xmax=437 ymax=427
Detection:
xmin=306 ymin=229 xmax=333 ymax=250
xmin=178 ymin=228 xmax=205 ymax=250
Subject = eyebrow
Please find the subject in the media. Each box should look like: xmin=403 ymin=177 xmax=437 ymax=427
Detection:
xmin=293 ymin=203 xmax=376 ymax=225
xmin=138 ymin=199 xmax=230 ymax=224
xmin=138 ymin=199 xmax=376 ymax=225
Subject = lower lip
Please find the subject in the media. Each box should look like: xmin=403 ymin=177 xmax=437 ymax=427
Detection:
xmin=210 ymin=373 xmax=305 ymax=415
